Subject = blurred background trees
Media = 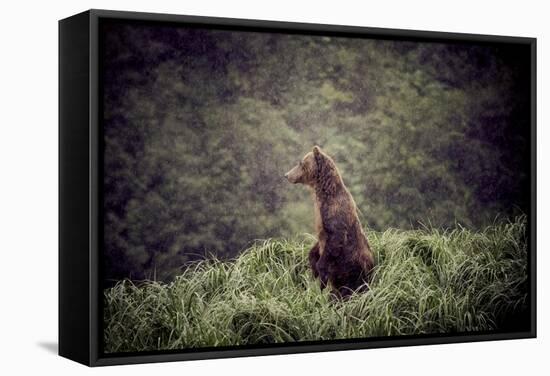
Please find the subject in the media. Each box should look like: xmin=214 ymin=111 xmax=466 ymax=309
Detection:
xmin=101 ymin=22 xmax=530 ymax=283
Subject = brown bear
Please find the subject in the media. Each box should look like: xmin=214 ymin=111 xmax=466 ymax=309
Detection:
xmin=285 ymin=146 xmax=375 ymax=298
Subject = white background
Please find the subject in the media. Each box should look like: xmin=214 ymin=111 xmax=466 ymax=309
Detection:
xmin=0 ymin=0 xmax=547 ymax=374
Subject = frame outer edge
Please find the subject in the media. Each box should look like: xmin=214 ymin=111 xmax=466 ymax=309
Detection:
xmin=530 ymin=37 xmax=537 ymax=338
xmin=89 ymin=9 xmax=100 ymax=366
xmin=59 ymin=10 xmax=93 ymax=366
xmin=87 ymin=8 xmax=535 ymax=42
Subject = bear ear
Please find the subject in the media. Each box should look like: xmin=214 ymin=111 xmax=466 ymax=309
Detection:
xmin=313 ymin=145 xmax=322 ymax=156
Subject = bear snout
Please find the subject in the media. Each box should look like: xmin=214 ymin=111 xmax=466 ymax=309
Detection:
xmin=284 ymin=171 xmax=294 ymax=183
xmin=285 ymin=166 xmax=300 ymax=183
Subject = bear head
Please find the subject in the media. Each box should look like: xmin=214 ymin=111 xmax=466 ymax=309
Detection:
xmin=285 ymin=146 xmax=340 ymax=195
xmin=285 ymin=147 xmax=317 ymax=185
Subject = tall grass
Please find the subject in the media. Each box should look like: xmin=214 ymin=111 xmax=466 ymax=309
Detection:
xmin=103 ymin=216 xmax=528 ymax=353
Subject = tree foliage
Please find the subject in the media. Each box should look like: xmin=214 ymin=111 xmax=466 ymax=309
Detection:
xmin=102 ymin=22 xmax=530 ymax=282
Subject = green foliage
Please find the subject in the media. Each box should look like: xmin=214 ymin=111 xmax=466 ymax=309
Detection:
xmin=103 ymin=216 xmax=528 ymax=353
xmin=103 ymin=25 xmax=530 ymax=281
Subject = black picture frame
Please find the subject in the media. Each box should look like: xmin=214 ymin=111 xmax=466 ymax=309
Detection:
xmin=59 ymin=9 xmax=537 ymax=367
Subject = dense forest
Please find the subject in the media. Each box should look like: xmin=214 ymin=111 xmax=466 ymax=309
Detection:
xmin=101 ymin=21 xmax=530 ymax=283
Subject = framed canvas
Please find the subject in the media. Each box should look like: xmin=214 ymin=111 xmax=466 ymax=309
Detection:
xmin=59 ymin=9 xmax=537 ymax=366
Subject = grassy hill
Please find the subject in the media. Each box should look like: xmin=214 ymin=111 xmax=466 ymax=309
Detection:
xmin=103 ymin=216 xmax=528 ymax=353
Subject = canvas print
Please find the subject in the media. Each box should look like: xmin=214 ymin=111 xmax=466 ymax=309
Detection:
xmin=100 ymin=19 xmax=531 ymax=354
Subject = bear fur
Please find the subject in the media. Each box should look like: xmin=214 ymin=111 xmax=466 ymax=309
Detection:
xmin=285 ymin=146 xmax=375 ymax=298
